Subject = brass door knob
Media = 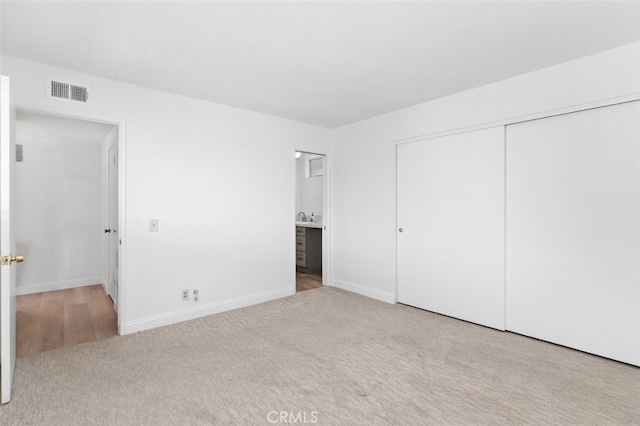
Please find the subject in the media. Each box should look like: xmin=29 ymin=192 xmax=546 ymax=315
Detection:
xmin=105 ymin=229 xmax=112 ymax=233
xmin=398 ymin=228 xmax=404 ymax=233
xmin=1 ymin=254 xmax=24 ymax=265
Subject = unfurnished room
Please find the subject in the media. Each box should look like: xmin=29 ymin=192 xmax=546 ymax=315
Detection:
xmin=0 ymin=1 xmax=639 ymax=425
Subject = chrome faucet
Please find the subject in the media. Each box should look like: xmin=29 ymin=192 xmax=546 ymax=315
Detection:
xmin=297 ymin=211 xmax=307 ymax=222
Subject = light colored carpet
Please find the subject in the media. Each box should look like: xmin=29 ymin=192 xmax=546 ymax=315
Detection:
xmin=1 ymin=287 xmax=638 ymax=425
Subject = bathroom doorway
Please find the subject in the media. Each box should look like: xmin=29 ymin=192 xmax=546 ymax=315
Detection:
xmin=295 ymin=151 xmax=326 ymax=292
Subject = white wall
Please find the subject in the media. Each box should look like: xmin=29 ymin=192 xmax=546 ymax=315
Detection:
xmin=2 ymin=55 xmax=331 ymax=333
xmin=15 ymin=128 xmax=102 ymax=294
xmin=331 ymin=42 xmax=640 ymax=301
xmin=295 ymin=157 xmax=322 ymax=221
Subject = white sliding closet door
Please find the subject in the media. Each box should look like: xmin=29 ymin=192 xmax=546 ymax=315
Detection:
xmin=506 ymin=101 xmax=640 ymax=366
xmin=397 ymin=127 xmax=505 ymax=330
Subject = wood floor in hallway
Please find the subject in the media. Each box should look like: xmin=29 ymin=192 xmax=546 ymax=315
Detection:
xmin=296 ymin=272 xmax=322 ymax=292
xmin=16 ymin=284 xmax=117 ymax=358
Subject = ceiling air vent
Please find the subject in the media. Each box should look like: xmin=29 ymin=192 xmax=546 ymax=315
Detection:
xmin=48 ymin=79 xmax=89 ymax=104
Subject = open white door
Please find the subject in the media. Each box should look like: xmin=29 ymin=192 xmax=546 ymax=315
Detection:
xmin=107 ymin=144 xmax=119 ymax=310
xmin=1 ymin=75 xmax=21 ymax=403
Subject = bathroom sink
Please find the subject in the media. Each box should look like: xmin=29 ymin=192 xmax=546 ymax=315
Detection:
xmin=296 ymin=221 xmax=322 ymax=228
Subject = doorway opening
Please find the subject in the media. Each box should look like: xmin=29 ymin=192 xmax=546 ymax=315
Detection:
xmin=13 ymin=111 xmax=119 ymax=357
xmin=295 ymin=151 xmax=326 ymax=292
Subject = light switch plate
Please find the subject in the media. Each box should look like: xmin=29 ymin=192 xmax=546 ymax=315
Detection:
xmin=149 ymin=219 xmax=159 ymax=232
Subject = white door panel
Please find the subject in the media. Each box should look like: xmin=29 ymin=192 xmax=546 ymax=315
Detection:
xmin=398 ymin=126 xmax=505 ymax=330
xmin=506 ymin=101 xmax=640 ymax=366
xmin=108 ymin=144 xmax=118 ymax=310
xmin=1 ymin=75 xmax=17 ymax=403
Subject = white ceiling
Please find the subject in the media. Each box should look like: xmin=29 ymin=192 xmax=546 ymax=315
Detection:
xmin=17 ymin=111 xmax=116 ymax=144
xmin=2 ymin=1 xmax=639 ymax=128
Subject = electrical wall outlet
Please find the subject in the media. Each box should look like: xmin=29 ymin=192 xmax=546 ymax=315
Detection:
xmin=182 ymin=289 xmax=189 ymax=301
xmin=193 ymin=289 xmax=199 ymax=302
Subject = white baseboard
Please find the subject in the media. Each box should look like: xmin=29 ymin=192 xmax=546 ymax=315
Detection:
xmin=17 ymin=276 xmax=103 ymax=295
xmin=330 ymin=279 xmax=396 ymax=304
xmin=123 ymin=286 xmax=295 ymax=335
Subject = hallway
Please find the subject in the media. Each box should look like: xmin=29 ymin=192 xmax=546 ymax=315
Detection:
xmin=16 ymin=285 xmax=117 ymax=357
